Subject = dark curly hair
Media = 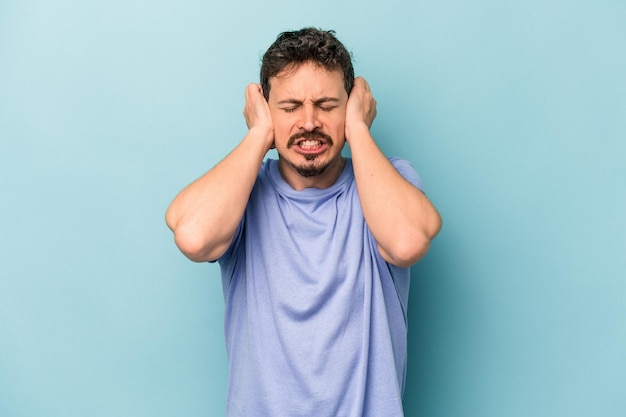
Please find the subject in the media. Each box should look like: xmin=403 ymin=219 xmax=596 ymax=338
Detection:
xmin=260 ymin=28 xmax=354 ymax=100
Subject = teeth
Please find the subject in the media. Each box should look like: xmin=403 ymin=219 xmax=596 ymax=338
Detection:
xmin=300 ymin=140 xmax=322 ymax=149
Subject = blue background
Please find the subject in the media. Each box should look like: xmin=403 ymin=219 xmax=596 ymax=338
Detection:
xmin=1 ymin=1 xmax=624 ymax=416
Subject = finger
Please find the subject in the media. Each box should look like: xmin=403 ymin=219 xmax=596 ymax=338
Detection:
xmin=354 ymin=76 xmax=369 ymax=91
xmin=361 ymin=77 xmax=370 ymax=92
xmin=245 ymin=83 xmax=261 ymax=99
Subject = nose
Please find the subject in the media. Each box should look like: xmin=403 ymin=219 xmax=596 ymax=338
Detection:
xmin=299 ymin=104 xmax=321 ymax=131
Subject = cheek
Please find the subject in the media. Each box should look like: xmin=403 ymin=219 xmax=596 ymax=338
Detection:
xmin=268 ymin=111 xmax=284 ymax=126
xmin=327 ymin=115 xmax=346 ymax=137
xmin=270 ymin=117 xmax=296 ymax=146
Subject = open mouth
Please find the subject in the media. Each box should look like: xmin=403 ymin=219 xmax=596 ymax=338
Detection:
xmin=288 ymin=130 xmax=333 ymax=154
xmin=296 ymin=139 xmax=325 ymax=151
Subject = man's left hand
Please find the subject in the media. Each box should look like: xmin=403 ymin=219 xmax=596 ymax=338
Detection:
xmin=345 ymin=77 xmax=377 ymax=141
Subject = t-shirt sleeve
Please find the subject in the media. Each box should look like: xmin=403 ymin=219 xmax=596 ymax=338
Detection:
xmin=388 ymin=157 xmax=424 ymax=192
xmin=214 ymin=217 xmax=244 ymax=264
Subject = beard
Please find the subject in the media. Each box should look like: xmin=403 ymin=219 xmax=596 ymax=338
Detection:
xmin=286 ymin=129 xmax=335 ymax=177
xmin=290 ymin=159 xmax=330 ymax=177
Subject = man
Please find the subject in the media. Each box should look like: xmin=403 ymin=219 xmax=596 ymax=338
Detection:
xmin=166 ymin=28 xmax=441 ymax=417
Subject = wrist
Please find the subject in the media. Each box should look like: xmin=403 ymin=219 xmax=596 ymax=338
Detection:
xmin=248 ymin=125 xmax=274 ymax=149
xmin=345 ymin=122 xmax=370 ymax=142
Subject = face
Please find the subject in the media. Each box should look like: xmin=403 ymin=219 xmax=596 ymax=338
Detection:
xmin=267 ymin=61 xmax=348 ymax=188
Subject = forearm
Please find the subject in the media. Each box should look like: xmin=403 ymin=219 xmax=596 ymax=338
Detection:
xmin=166 ymin=127 xmax=272 ymax=262
xmin=349 ymin=124 xmax=442 ymax=267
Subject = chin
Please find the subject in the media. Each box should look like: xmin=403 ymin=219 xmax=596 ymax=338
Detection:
xmin=295 ymin=167 xmax=327 ymax=177
xmin=293 ymin=160 xmax=330 ymax=177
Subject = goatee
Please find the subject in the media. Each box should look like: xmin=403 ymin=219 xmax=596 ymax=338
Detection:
xmin=292 ymin=161 xmax=330 ymax=177
xmin=286 ymin=128 xmax=335 ymax=177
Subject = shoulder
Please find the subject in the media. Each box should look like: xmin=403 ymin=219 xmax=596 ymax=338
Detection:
xmin=250 ymin=158 xmax=277 ymax=193
xmin=388 ymin=157 xmax=424 ymax=191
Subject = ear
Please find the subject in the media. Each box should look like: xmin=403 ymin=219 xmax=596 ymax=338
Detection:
xmin=262 ymin=85 xmax=270 ymax=102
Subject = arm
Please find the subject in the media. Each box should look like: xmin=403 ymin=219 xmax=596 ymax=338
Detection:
xmin=346 ymin=77 xmax=442 ymax=267
xmin=165 ymin=84 xmax=274 ymax=262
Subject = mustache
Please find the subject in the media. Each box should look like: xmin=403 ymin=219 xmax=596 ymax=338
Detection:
xmin=287 ymin=129 xmax=333 ymax=148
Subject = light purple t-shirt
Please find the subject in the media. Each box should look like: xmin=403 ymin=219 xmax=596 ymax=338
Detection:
xmin=219 ymin=157 xmax=423 ymax=417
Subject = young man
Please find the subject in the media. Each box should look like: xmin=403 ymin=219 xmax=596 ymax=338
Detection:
xmin=166 ymin=28 xmax=442 ymax=417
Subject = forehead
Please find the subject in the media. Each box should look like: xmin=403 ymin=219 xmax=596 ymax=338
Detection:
xmin=269 ymin=61 xmax=346 ymax=101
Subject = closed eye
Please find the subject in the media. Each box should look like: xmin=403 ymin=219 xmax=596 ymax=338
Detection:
xmin=277 ymin=98 xmax=340 ymax=113
xmin=315 ymin=98 xmax=341 ymax=112
xmin=278 ymin=102 xmax=302 ymax=113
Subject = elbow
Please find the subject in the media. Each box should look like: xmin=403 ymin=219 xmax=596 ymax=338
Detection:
xmin=166 ymin=207 xmax=223 ymax=262
xmin=384 ymin=234 xmax=432 ymax=268
xmin=384 ymin=215 xmax=442 ymax=268
xmin=173 ymin=230 xmax=210 ymax=262
xmin=170 ymin=223 xmax=223 ymax=263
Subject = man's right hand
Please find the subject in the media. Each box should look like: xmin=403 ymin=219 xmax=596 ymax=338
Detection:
xmin=244 ymin=83 xmax=275 ymax=149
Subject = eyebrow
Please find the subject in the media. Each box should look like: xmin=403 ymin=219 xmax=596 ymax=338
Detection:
xmin=277 ymin=97 xmax=341 ymax=106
